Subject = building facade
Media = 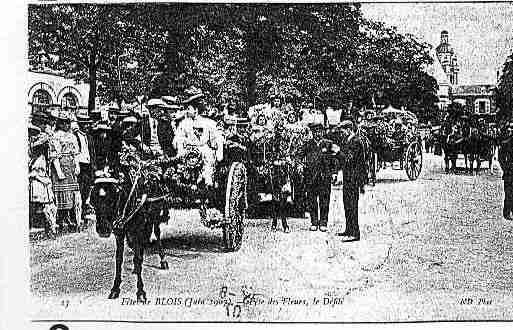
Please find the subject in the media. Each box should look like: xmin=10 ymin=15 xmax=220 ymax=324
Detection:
xmin=432 ymin=30 xmax=497 ymax=116
xmin=452 ymin=84 xmax=496 ymax=115
xmin=27 ymin=70 xmax=90 ymax=117
xmin=435 ymin=30 xmax=459 ymax=86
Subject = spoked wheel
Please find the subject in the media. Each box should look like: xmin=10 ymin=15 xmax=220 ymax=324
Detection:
xmin=222 ymin=162 xmax=247 ymax=252
xmin=369 ymin=151 xmax=377 ymax=185
xmin=404 ymin=141 xmax=423 ymax=180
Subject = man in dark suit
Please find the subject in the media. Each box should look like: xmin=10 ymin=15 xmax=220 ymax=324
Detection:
xmin=335 ymin=120 xmax=366 ymax=241
xmin=499 ymin=121 xmax=513 ymax=220
xmin=304 ymin=122 xmax=339 ymax=232
xmin=106 ymin=106 xmax=125 ymax=173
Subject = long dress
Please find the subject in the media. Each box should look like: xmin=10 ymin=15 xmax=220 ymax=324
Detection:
xmin=49 ymin=130 xmax=80 ymax=211
xmin=29 ymin=132 xmax=57 ymax=231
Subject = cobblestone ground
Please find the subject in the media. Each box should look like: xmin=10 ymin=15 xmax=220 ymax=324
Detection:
xmin=30 ymin=154 xmax=513 ymax=322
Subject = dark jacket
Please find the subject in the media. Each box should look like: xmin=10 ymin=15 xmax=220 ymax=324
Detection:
xmin=499 ymin=137 xmax=513 ymax=179
xmin=303 ymin=138 xmax=339 ymax=189
xmin=338 ymin=134 xmax=366 ymax=188
xmin=91 ymin=122 xmax=122 ymax=170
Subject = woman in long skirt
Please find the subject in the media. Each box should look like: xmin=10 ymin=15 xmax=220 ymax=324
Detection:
xmin=29 ymin=118 xmax=57 ymax=236
xmin=49 ymin=112 xmax=82 ymax=231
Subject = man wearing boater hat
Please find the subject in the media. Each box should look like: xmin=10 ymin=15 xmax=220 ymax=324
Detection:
xmin=105 ymin=104 xmax=127 ymax=173
xmin=499 ymin=121 xmax=513 ymax=220
xmin=335 ymin=119 xmax=366 ymax=242
xmin=146 ymin=97 xmax=182 ymax=157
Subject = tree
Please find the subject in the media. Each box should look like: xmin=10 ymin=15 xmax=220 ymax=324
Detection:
xmin=496 ymin=52 xmax=513 ymax=119
xmin=28 ymin=3 xmax=438 ymax=119
xmin=29 ymin=4 xmax=168 ymax=112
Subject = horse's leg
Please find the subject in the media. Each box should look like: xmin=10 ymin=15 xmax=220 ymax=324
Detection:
xmin=444 ymin=151 xmax=450 ymax=173
xmin=108 ymin=233 xmax=124 ymax=299
xmin=134 ymin=238 xmax=146 ymax=302
xmin=155 ymin=221 xmax=168 ymax=269
xmin=271 ymin=200 xmax=278 ymax=231
xmin=280 ymin=198 xmax=290 ymax=233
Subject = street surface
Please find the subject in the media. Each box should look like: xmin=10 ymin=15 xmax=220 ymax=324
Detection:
xmin=30 ymin=154 xmax=513 ymax=322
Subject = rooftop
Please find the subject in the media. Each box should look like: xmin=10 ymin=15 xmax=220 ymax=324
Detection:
xmin=452 ymin=84 xmax=496 ymax=95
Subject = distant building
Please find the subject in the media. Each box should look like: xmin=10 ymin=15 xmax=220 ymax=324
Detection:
xmin=435 ymin=30 xmax=459 ymax=86
xmin=27 ymin=69 xmax=90 ymax=117
xmin=452 ymin=84 xmax=496 ymax=115
xmin=431 ymin=30 xmax=497 ymax=116
xmin=427 ymin=47 xmax=452 ymax=111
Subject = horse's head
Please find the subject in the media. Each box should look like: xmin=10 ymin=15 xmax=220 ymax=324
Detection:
xmin=90 ymin=175 xmax=126 ymax=238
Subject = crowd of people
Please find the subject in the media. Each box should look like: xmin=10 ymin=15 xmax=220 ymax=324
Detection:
xmin=29 ymin=86 xmax=419 ymax=243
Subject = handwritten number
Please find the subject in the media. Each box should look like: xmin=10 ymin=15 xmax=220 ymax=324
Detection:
xmin=225 ymin=302 xmax=242 ymax=318
xmin=220 ymin=286 xmax=227 ymax=299
xmin=233 ymin=304 xmax=242 ymax=318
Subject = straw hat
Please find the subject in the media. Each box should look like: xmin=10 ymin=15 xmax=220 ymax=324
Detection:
xmin=182 ymin=86 xmax=204 ymax=104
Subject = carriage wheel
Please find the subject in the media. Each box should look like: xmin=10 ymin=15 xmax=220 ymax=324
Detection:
xmin=222 ymin=162 xmax=247 ymax=252
xmin=404 ymin=141 xmax=423 ymax=180
xmin=369 ymin=151 xmax=377 ymax=185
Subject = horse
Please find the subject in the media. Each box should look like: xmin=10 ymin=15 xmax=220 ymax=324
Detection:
xmin=466 ymin=130 xmax=495 ymax=174
xmin=90 ymin=155 xmax=170 ymax=303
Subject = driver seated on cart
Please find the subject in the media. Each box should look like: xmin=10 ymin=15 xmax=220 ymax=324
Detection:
xmin=390 ymin=118 xmax=407 ymax=146
xmin=173 ymin=86 xmax=223 ymax=188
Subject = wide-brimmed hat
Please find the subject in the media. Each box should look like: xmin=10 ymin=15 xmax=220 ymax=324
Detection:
xmin=308 ymin=122 xmax=324 ymax=130
xmin=147 ymin=98 xmax=167 ymax=108
xmin=147 ymin=98 xmax=181 ymax=110
xmin=182 ymin=86 xmax=204 ymax=104
xmin=92 ymin=122 xmax=111 ymax=131
xmin=225 ymin=114 xmax=250 ymax=126
xmin=89 ymin=111 xmax=102 ymax=121
xmin=30 ymin=110 xmax=53 ymax=124
xmin=50 ymin=109 xmax=72 ymax=122
xmin=76 ymin=113 xmax=93 ymax=123
xmin=28 ymin=123 xmax=41 ymax=134
xmin=107 ymin=104 xmax=131 ymax=117
xmin=162 ymin=95 xmax=180 ymax=105
xmin=122 ymin=116 xmax=138 ymax=125
xmin=338 ymin=120 xmax=354 ymax=130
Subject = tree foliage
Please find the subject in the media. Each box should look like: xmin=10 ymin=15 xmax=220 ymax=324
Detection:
xmin=28 ymin=3 xmax=439 ymax=120
xmin=496 ymin=53 xmax=513 ymax=119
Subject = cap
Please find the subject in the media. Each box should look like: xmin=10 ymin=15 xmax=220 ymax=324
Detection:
xmin=225 ymin=115 xmax=250 ymax=126
xmin=308 ymin=122 xmax=324 ymax=130
xmin=122 ymin=116 xmax=138 ymax=124
xmin=182 ymin=86 xmax=204 ymax=104
xmin=162 ymin=95 xmax=180 ymax=105
xmin=92 ymin=123 xmax=111 ymax=131
xmin=338 ymin=120 xmax=353 ymax=129
xmin=76 ymin=113 xmax=93 ymax=123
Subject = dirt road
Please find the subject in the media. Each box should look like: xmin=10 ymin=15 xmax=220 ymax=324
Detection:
xmin=30 ymin=154 xmax=513 ymax=322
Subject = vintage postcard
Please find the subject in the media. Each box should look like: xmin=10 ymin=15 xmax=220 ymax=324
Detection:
xmin=7 ymin=0 xmax=513 ymax=328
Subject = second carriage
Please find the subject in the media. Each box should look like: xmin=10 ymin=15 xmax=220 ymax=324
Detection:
xmin=360 ymin=108 xmax=423 ymax=183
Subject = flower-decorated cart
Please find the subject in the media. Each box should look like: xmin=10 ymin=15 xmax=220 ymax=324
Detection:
xmin=359 ymin=107 xmax=423 ymax=181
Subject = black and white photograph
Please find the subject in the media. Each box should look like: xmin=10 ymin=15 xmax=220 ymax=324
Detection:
xmin=11 ymin=0 xmax=513 ymax=326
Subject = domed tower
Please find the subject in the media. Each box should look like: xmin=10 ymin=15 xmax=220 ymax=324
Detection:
xmin=435 ymin=30 xmax=459 ymax=86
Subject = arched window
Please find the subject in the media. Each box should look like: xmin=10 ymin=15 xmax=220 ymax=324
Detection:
xmin=474 ymin=98 xmax=490 ymax=114
xmin=61 ymin=92 xmax=78 ymax=113
xmin=31 ymin=89 xmax=52 ymax=114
